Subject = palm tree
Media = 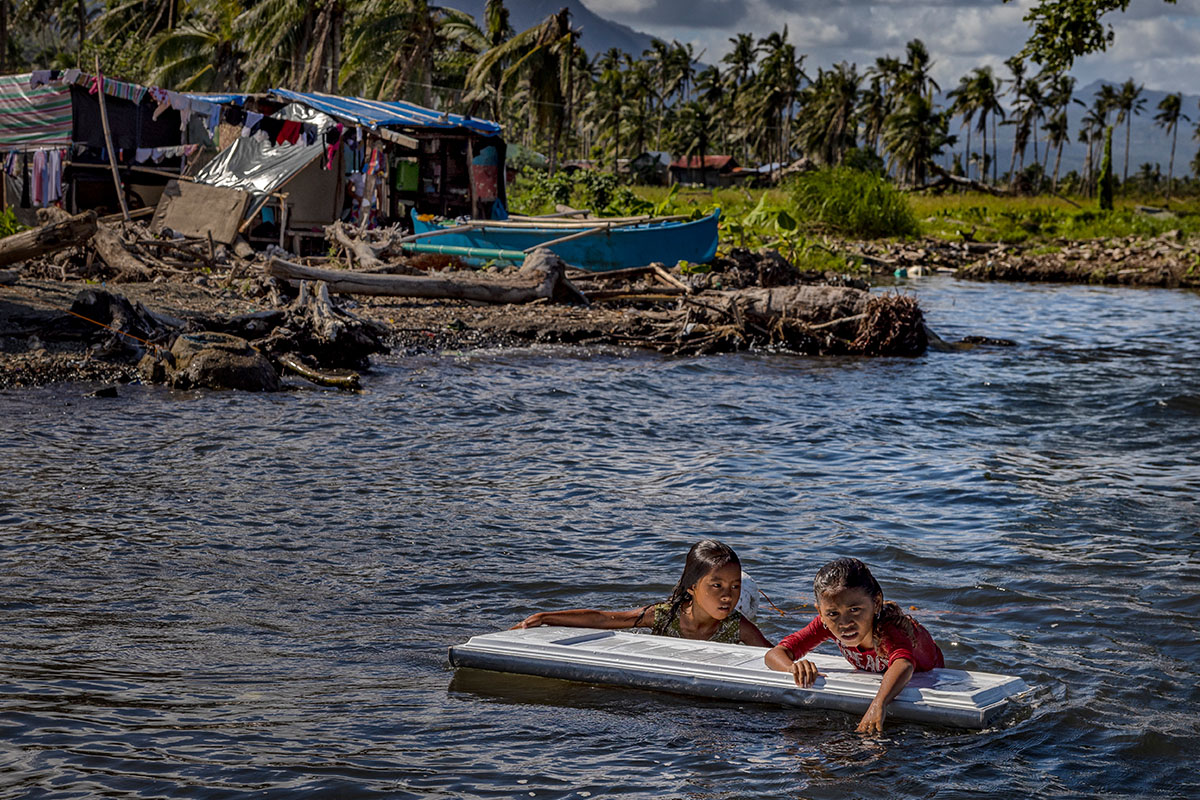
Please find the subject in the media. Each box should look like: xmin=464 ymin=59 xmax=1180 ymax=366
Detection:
xmin=695 ymin=64 xmax=726 ymax=152
xmin=466 ymin=7 xmax=578 ymax=170
xmin=237 ymin=0 xmax=344 ymax=92
xmin=586 ymin=48 xmax=626 ymax=172
xmin=882 ymin=92 xmax=951 ymax=185
xmin=796 ymin=62 xmax=859 ymax=166
xmin=756 ymin=28 xmax=805 ymax=169
xmin=947 ymin=73 xmax=977 ymax=181
xmin=146 ymin=0 xmax=243 ymax=91
xmin=858 ymin=76 xmax=889 ymax=155
xmin=1113 ymin=78 xmax=1145 ymax=183
xmin=672 ymin=100 xmax=714 ymax=177
xmin=462 ymin=0 xmax=513 ymax=121
xmin=1153 ymin=92 xmax=1189 ymax=203
xmin=896 ymin=39 xmax=939 ymax=102
xmin=969 ymin=67 xmax=1004 ymax=185
xmin=1044 ymin=110 xmax=1070 ymax=191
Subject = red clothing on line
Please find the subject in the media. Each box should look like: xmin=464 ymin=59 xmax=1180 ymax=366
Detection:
xmin=779 ymin=615 xmax=945 ymax=673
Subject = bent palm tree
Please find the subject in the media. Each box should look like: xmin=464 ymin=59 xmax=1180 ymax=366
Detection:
xmin=1153 ymin=92 xmax=1189 ymax=203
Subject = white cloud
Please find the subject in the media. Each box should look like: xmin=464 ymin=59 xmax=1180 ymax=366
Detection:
xmin=581 ymin=0 xmax=1200 ymax=93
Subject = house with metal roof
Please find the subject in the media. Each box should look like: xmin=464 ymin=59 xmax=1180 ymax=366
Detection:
xmin=266 ymin=89 xmax=506 ymax=224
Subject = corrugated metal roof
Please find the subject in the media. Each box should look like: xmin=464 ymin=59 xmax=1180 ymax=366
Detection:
xmin=670 ymin=155 xmax=737 ymax=170
xmin=269 ymin=88 xmax=501 ymax=136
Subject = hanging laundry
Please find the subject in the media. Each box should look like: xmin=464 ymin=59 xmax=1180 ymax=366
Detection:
xmin=31 ymin=150 xmax=45 ymax=206
xmin=135 ymin=147 xmax=154 ymax=163
xmin=29 ymin=70 xmax=52 ymax=89
xmin=278 ymin=120 xmax=302 ymax=145
xmin=62 ymin=68 xmax=81 ymax=84
xmin=258 ymin=117 xmax=284 ymax=144
xmin=45 ymin=149 xmax=63 ymax=203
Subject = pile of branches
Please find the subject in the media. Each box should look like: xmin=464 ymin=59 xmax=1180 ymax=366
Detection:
xmin=14 ymin=207 xmax=258 ymax=286
xmin=608 ymin=285 xmax=927 ymax=356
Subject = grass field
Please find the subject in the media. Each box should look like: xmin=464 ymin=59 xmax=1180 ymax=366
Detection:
xmin=507 ymin=171 xmax=1200 ymax=273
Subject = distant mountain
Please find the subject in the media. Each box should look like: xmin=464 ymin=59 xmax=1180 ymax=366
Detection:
xmin=451 ymin=0 xmax=660 ymax=59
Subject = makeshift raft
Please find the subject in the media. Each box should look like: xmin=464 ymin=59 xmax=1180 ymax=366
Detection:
xmin=449 ymin=627 xmax=1029 ymax=729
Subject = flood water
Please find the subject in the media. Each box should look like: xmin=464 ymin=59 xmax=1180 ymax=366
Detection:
xmin=1 ymin=278 xmax=1198 ymax=799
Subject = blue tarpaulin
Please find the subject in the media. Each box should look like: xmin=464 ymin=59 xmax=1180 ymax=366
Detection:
xmin=268 ymin=89 xmax=501 ymax=136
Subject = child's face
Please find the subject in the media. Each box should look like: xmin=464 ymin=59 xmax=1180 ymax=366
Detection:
xmin=816 ymin=586 xmax=882 ymax=649
xmin=687 ymin=563 xmax=742 ymax=622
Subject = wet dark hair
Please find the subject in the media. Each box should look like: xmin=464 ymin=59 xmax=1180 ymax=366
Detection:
xmin=813 ymin=557 xmax=916 ymax=656
xmin=649 ymin=539 xmax=741 ymax=635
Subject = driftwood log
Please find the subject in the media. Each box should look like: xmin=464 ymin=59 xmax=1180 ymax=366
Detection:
xmin=266 ymin=248 xmax=585 ymax=305
xmin=0 ymin=210 xmax=98 ymax=267
xmin=35 ymin=206 xmax=154 ymax=282
xmin=255 ymin=280 xmax=389 ymax=371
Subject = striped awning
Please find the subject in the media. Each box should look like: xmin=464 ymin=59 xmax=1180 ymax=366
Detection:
xmin=269 ymin=88 xmax=501 ymax=136
xmin=0 ymin=73 xmax=71 ymax=148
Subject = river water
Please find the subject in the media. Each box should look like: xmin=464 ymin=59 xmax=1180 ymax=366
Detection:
xmin=1 ymin=278 xmax=1197 ymax=799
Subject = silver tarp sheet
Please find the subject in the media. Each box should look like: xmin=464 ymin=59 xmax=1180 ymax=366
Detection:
xmin=192 ymin=105 xmax=333 ymax=201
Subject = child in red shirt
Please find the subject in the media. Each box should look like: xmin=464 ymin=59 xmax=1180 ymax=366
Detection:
xmin=765 ymin=557 xmax=944 ymax=733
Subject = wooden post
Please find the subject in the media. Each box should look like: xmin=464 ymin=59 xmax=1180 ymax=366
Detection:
xmin=278 ymin=194 xmax=289 ymax=249
xmin=93 ymin=58 xmax=131 ymax=222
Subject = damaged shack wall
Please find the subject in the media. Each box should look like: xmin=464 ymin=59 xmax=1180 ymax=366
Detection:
xmin=470 ymin=135 xmax=506 ymax=219
xmin=68 ymin=85 xmax=185 ymax=214
xmin=286 ymin=145 xmax=342 ymax=226
xmin=410 ymin=132 xmax=507 ymax=220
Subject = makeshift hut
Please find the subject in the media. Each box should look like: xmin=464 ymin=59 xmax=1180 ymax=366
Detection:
xmin=668 ymin=155 xmax=739 ymax=188
xmin=0 ymin=70 xmax=221 ymax=224
xmin=268 ymin=89 xmax=505 ymax=222
xmin=629 ymin=151 xmax=671 ymax=185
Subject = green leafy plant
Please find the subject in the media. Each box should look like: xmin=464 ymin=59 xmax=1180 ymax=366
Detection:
xmin=0 ymin=207 xmax=25 ymax=238
xmin=788 ymin=166 xmax=919 ymax=238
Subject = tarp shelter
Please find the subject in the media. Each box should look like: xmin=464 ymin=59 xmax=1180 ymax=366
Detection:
xmin=0 ymin=70 xmax=218 ymax=223
xmin=268 ymin=88 xmax=507 ymax=222
xmin=191 ymin=103 xmax=340 ymax=241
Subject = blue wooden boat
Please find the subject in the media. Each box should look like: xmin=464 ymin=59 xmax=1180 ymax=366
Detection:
xmin=407 ymin=210 xmax=720 ymax=272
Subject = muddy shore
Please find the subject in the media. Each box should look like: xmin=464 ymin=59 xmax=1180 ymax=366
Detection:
xmin=3 ymin=226 xmax=1197 ymax=390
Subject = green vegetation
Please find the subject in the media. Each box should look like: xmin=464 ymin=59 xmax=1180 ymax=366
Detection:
xmin=0 ymin=208 xmax=25 ymax=238
xmin=914 ymin=193 xmax=1200 ymax=243
xmin=789 ymin=167 xmax=919 ymax=238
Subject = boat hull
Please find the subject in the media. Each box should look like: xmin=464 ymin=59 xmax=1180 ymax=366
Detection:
xmin=410 ymin=210 xmax=720 ymax=271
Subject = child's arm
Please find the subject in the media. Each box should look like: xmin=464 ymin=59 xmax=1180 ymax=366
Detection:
xmin=856 ymin=658 xmax=914 ymax=733
xmin=512 ymin=606 xmax=653 ymax=631
xmin=765 ymin=644 xmax=821 ymax=687
xmin=738 ymin=617 xmax=773 ymax=647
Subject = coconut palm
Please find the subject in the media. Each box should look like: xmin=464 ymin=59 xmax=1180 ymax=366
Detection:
xmin=947 ymin=73 xmax=978 ymax=180
xmin=465 ymin=7 xmax=578 ymax=170
xmin=461 ymin=0 xmax=513 ymax=121
xmin=237 ymin=0 xmax=346 ymax=92
xmin=882 ymin=92 xmax=951 ymax=185
xmin=796 ymin=62 xmax=860 ymax=167
xmin=969 ymin=67 xmax=1004 ymax=184
xmin=756 ymin=27 xmax=805 ymax=169
xmin=1153 ymin=92 xmax=1190 ymax=203
xmin=1113 ymin=78 xmax=1145 ymax=182
xmin=671 ymin=100 xmax=714 ymax=173
xmin=145 ymin=0 xmax=243 ymax=91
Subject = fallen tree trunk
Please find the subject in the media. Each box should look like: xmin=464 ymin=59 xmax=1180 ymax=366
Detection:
xmin=266 ymin=248 xmax=585 ymax=305
xmin=35 ymin=207 xmax=155 ymax=281
xmin=0 ymin=210 xmax=97 ymax=267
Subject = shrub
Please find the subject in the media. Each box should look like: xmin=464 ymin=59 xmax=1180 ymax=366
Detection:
xmin=788 ymin=166 xmax=918 ymax=238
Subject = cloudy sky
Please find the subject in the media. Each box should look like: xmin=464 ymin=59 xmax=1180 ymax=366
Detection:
xmin=581 ymin=0 xmax=1200 ymax=92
